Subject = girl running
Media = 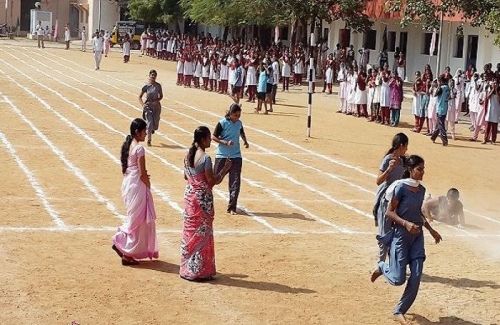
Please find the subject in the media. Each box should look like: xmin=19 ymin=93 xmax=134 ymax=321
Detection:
xmin=371 ymin=155 xmax=442 ymax=325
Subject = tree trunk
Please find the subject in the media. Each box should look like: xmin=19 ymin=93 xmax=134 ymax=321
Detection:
xmin=223 ymin=26 xmax=229 ymax=42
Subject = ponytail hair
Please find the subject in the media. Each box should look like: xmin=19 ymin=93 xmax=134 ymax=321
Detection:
xmin=187 ymin=126 xmax=211 ymax=168
xmin=402 ymin=155 xmax=424 ymax=179
xmin=225 ymin=103 xmax=242 ymax=119
xmin=386 ymin=132 xmax=409 ymax=156
xmin=120 ymin=118 xmax=147 ymax=174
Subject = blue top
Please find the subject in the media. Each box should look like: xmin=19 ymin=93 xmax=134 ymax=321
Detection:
xmin=257 ymin=70 xmax=268 ymax=93
xmin=394 ymin=183 xmax=426 ymax=224
xmin=379 ymin=154 xmax=405 ymax=186
xmin=214 ymin=118 xmax=243 ymax=159
xmin=234 ymin=66 xmax=243 ymax=87
xmin=436 ymin=84 xmax=450 ymax=116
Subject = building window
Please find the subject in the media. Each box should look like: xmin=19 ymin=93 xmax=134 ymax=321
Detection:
xmin=422 ymin=32 xmax=439 ymax=55
xmin=363 ymin=29 xmax=377 ymax=50
xmin=454 ymin=35 xmax=464 ymax=58
xmin=387 ymin=31 xmax=396 ymax=52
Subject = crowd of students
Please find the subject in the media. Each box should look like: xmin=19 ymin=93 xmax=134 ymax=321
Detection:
xmin=132 ymin=30 xmax=500 ymax=144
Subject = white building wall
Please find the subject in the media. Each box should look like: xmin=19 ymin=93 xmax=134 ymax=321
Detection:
xmin=88 ymin=0 xmax=120 ymax=36
xmin=325 ymin=19 xmax=500 ymax=81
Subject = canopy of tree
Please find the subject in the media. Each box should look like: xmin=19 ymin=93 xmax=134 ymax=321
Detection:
xmin=113 ymin=0 xmax=499 ymax=46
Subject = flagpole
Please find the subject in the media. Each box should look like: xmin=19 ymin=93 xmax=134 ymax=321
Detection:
xmin=436 ymin=8 xmax=444 ymax=75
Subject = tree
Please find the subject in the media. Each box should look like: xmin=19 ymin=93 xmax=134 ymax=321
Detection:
xmin=126 ymin=0 xmax=182 ymax=24
xmin=387 ymin=0 xmax=500 ymax=46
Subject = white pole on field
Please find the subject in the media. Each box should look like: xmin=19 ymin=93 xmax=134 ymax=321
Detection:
xmin=307 ymin=31 xmax=315 ymax=138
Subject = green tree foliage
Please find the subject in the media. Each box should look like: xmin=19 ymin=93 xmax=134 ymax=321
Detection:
xmin=126 ymin=0 xmax=181 ymax=24
xmin=387 ymin=0 xmax=500 ymax=46
xmin=180 ymin=0 xmax=372 ymax=32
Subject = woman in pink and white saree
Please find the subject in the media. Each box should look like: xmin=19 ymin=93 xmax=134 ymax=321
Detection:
xmin=180 ymin=126 xmax=231 ymax=281
xmin=113 ymin=118 xmax=158 ymax=266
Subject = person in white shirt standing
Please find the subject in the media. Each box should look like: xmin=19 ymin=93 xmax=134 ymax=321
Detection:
xmin=81 ymin=26 xmax=87 ymax=52
xmin=271 ymin=56 xmax=280 ymax=104
xmin=92 ymin=31 xmax=104 ymax=70
xmin=122 ymin=34 xmax=131 ymax=63
xmin=36 ymin=21 xmax=45 ymax=49
xmin=64 ymin=25 xmax=71 ymax=50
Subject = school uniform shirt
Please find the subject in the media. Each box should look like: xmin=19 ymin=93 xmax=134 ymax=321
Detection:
xmin=246 ymin=65 xmax=257 ymax=86
xmin=436 ymin=84 xmax=450 ymax=116
xmin=294 ymin=59 xmax=304 ymax=74
xmin=272 ymin=61 xmax=280 ymax=85
xmin=176 ymin=59 xmax=184 ymax=74
xmin=325 ymin=67 xmax=334 ymax=84
xmin=202 ymin=59 xmax=210 ymax=78
xmin=183 ymin=61 xmax=194 ymax=76
xmin=92 ymin=36 xmax=104 ymax=52
xmin=468 ymin=80 xmax=481 ymax=113
xmin=81 ymin=30 xmax=87 ymax=40
xmin=486 ymin=93 xmax=500 ymax=123
xmin=282 ymin=61 xmax=291 ymax=77
xmin=213 ymin=118 xmax=246 ymax=159
xmin=220 ymin=64 xmax=229 ymax=80
xmin=229 ymin=67 xmax=237 ymax=85
xmin=234 ymin=66 xmax=244 ymax=87
xmin=36 ymin=25 xmax=44 ymax=36
xmin=257 ymin=70 xmax=268 ymax=93
xmin=394 ymin=182 xmax=426 ymax=225
xmin=122 ymin=41 xmax=131 ymax=56
xmin=194 ymin=62 xmax=202 ymax=78
xmin=64 ymin=30 xmax=71 ymax=42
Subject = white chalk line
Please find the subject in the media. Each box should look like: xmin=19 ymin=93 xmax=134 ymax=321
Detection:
xmin=0 ymin=123 xmax=66 ymax=229
xmin=20 ymin=57 xmax=360 ymax=233
xmin=0 ymin=225 xmax=498 ymax=239
xmin=11 ymin=51 xmax=282 ymax=234
xmin=25 ymin=49 xmax=483 ymax=237
xmin=1 ymin=94 xmax=123 ymax=224
xmin=20 ymin=50 xmax=349 ymax=234
xmin=0 ymin=60 xmax=183 ymax=222
xmin=25 ymin=48 xmax=500 ymax=230
xmin=0 ymin=68 xmax=126 ymax=223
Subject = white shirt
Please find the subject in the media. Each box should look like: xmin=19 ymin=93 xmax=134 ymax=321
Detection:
xmin=92 ymin=36 xmax=104 ymax=52
xmin=81 ymin=30 xmax=87 ymax=40
xmin=64 ymin=30 xmax=70 ymax=42
xmin=272 ymin=61 xmax=280 ymax=85
xmin=36 ymin=24 xmax=44 ymax=36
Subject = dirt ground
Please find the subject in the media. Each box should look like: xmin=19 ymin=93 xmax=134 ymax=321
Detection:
xmin=0 ymin=39 xmax=499 ymax=325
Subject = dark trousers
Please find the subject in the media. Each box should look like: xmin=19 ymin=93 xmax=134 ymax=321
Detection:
xmin=431 ymin=114 xmax=448 ymax=145
xmin=282 ymin=77 xmax=289 ymax=91
xmin=215 ymin=158 xmax=242 ymax=213
xmin=485 ymin=122 xmax=498 ymax=143
xmin=65 ymin=41 xmax=70 ymax=50
xmin=271 ymin=84 xmax=278 ymax=104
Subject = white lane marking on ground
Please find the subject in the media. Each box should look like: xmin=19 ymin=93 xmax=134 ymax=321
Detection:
xmin=0 ymin=123 xmax=66 ymax=229
xmin=29 ymin=48 xmax=500 ymax=230
xmin=20 ymin=51 xmax=347 ymax=234
xmin=0 ymin=60 xmax=183 ymax=218
xmin=0 ymin=70 xmax=127 ymax=222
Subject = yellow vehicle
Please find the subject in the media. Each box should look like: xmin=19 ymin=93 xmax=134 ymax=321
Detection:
xmin=110 ymin=21 xmax=145 ymax=50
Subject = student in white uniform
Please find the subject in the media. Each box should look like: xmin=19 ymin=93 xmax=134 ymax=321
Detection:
xmin=122 ymin=34 xmax=131 ymax=63
xmin=81 ymin=26 xmax=87 ymax=52
xmin=64 ymin=25 xmax=71 ymax=50
xmin=467 ymin=73 xmax=481 ymax=132
xmin=103 ymin=31 xmax=111 ymax=57
xmin=271 ymin=57 xmax=280 ymax=104
xmin=36 ymin=21 xmax=45 ymax=49
xmin=92 ymin=31 xmax=104 ymax=70
xmin=281 ymin=56 xmax=291 ymax=91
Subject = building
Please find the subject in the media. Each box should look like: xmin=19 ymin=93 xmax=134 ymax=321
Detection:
xmin=322 ymin=1 xmax=500 ymax=79
xmin=0 ymin=0 xmax=119 ymax=40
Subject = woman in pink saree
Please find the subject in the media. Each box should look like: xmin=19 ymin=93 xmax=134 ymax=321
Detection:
xmin=112 ymin=118 xmax=158 ymax=265
xmin=181 ymin=126 xmax=231 ymax=281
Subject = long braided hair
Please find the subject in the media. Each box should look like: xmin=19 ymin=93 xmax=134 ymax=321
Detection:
xmin=120 ymin=118 xmax=147 ymax=174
